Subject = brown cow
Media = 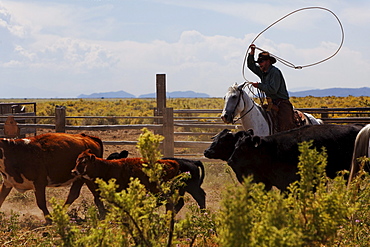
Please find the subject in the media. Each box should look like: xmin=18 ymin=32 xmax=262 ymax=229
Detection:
xmin=0 ymin=133 xmax=104 ymax=222
xmin=107 ymin=151 xmax=206 ymax=212
xmin=72 ymin=149 xmax=183 ymax=211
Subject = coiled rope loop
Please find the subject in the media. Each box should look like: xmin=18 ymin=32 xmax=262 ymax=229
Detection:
xmin=242 ymin=6 xmax=344 ymax=83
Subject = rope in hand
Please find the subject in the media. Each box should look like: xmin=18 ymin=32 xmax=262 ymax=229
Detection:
xmin=241 ymin=6 xmax=345 ymax=83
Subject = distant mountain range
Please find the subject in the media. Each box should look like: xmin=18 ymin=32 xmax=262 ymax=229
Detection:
xmin=78 ymin=87 xmax=370 ymax=98
xmin=78 ymin=90 xmax=136 ymax=98
xmin=78 ymin=90 xmax=210 ymax=98
xmin=139 ymin=91 xmax=209 ymax=98
xmin=289 ymin=87 xmax=370 ymax=97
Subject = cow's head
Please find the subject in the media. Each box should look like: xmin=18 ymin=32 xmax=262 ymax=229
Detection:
xmin=204 ymin=129 xmax=253 ymax=161
xmin=228 ymin=130 xmax=262 ymax=166
xmin=71 ymin=149 xmax=96 ymax=178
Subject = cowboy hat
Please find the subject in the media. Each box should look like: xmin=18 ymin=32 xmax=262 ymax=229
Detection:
xmin=256 ymin=51 xmax=276 ymax=64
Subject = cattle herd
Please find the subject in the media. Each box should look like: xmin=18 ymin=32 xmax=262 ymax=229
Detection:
xmin=0 ymin=123 xmax=369 ymax=223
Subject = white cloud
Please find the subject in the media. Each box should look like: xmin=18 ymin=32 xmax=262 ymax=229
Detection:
xmin=0 ymin=0 xmax=369 ymax=98
xmin=341 ymin=6 xmax=370 ymax=25
xmin=0 ymin=5 xmax=27 ymax=38
xmin=14 ymin=45 xmax=36 ymax=61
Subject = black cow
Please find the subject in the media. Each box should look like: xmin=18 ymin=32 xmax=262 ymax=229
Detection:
xmin=204 ymin=129 xmax=251 ymax=161
xmin=204 ymin=125 xmax=362 ymax=190
xmin=161 ymin=157 xmax=206 ymax=211
xmin=227 ymin=124 xmax=363 ymax=190
xmin=107 ymin=150 xmax=129 ymax=160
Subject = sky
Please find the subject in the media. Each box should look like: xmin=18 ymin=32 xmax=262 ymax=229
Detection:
xmin=0 ymin=0 xmax=369 ymax=98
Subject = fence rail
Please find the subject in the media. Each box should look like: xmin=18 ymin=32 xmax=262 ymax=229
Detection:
xmin=3 ymin=73 xmax=369 ymax=159
xmin=1 ymin=106 xmax=370 ymax=160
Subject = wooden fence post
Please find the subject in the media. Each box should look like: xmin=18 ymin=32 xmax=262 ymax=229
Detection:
xmin=162 ymin=107 xmax=174 ymax=157
xmin=4 ymin=115 xmax=20 ymax=138
xmin=154 ymin=74 xmax=166 ymax=134
xmin=156 ymin=74 xmax=166 ymax=115
xmin=55 ymin=106 xmax=66 ymax=133
xmin=321 ymin=106 xmax=328 ymax=120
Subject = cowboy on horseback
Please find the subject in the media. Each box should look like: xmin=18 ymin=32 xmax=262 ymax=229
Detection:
xmin=247 ymin=44 xmax=297 ymax=132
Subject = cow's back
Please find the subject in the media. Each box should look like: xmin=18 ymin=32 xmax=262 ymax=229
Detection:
xmin=86 ymin=157 xmax=180 ymax=191
xmin=229 ymin=124 xmax=363 ymax=190
xmin=266 ymin=124 xmax=363 ymax=177
xmin=0 ymin=133 xmax=103 ymax=187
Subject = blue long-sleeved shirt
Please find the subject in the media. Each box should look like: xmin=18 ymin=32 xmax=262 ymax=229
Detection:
xmin=247 ymin=53 xmax=290 ymax=100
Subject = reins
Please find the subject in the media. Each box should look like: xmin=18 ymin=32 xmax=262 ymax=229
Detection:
xmin=232 ymin=101 xmax=255 ymax=124
xmin=231 ymin=84 xmax=256 ymax=124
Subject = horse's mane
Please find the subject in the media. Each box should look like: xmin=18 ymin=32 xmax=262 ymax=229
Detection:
xmin=228 ymin=82 xmax=239 ymax=93
xmin=228 ymin=82 xmax=261 ymax=106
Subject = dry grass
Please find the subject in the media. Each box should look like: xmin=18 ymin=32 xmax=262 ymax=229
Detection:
xmin=1 ymin=127 xmax=236 ymax=226
xmin=1 ymin=161 xmax=235 ymax=230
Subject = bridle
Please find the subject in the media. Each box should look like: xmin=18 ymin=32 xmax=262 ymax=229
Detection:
xmin=231 ymin=86 xmax=255 ymax=124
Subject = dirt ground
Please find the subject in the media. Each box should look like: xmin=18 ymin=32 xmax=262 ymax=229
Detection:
xmin=0 ymin=129 xmax=236 ymax=223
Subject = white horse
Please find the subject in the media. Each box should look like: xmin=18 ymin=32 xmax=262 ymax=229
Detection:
xmin=221 ymin=82 xmax=322 ymax=136
xmin=348 ymin=124 xmax=370 ymax=184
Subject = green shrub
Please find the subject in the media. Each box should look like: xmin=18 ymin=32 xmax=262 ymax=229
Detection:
xmin=50 ymin=198 xmax=79 ymax=246
xmin=336 ymin=157 xmax=370 ymax=246
xmin=49 ymin=128 xmax=194 ymax=246
xmin=0 ymin=211 xmax=20 ymax=237
xmin=47 ymin=135 xmax=369 ymax=246
xmin=175 ymin=205 xmax=217 ymax=246
xmin=217 ymin=141 xmax=369 ymax=247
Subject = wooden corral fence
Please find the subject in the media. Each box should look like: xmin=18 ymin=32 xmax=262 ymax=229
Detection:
xmin=0 ymin=102 xmax=37 ymax=138
xmin=1 ymin=74 xmax=370 ymax=160
xmin=1 ymin=106 xmax=370 ymax=160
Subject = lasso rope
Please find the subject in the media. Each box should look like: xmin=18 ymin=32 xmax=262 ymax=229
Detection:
xmin=241 ymin=6 xmax=345 ymax=84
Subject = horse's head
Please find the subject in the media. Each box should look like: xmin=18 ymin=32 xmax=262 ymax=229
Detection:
xmin=221 ymin=82 xmax=245 ymax=124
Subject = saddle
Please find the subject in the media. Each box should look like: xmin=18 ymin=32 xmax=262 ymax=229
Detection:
xmin=261 ymin=99 xmax=278 ymax=133
xmin=262 ymin=98 xmax=307 ymax=133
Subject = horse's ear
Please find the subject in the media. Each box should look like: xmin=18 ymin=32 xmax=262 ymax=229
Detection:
xmin=237 ymin=82 xmax=246 ymax=91
xmin=230 ymin=82 xmax=238 ymax=91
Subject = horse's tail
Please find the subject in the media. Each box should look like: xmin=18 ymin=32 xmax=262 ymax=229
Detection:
xmin=195 ymin=160 xmax=205 ymax=186
xmin=348 ymin=125 xmax=370 ymax=186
